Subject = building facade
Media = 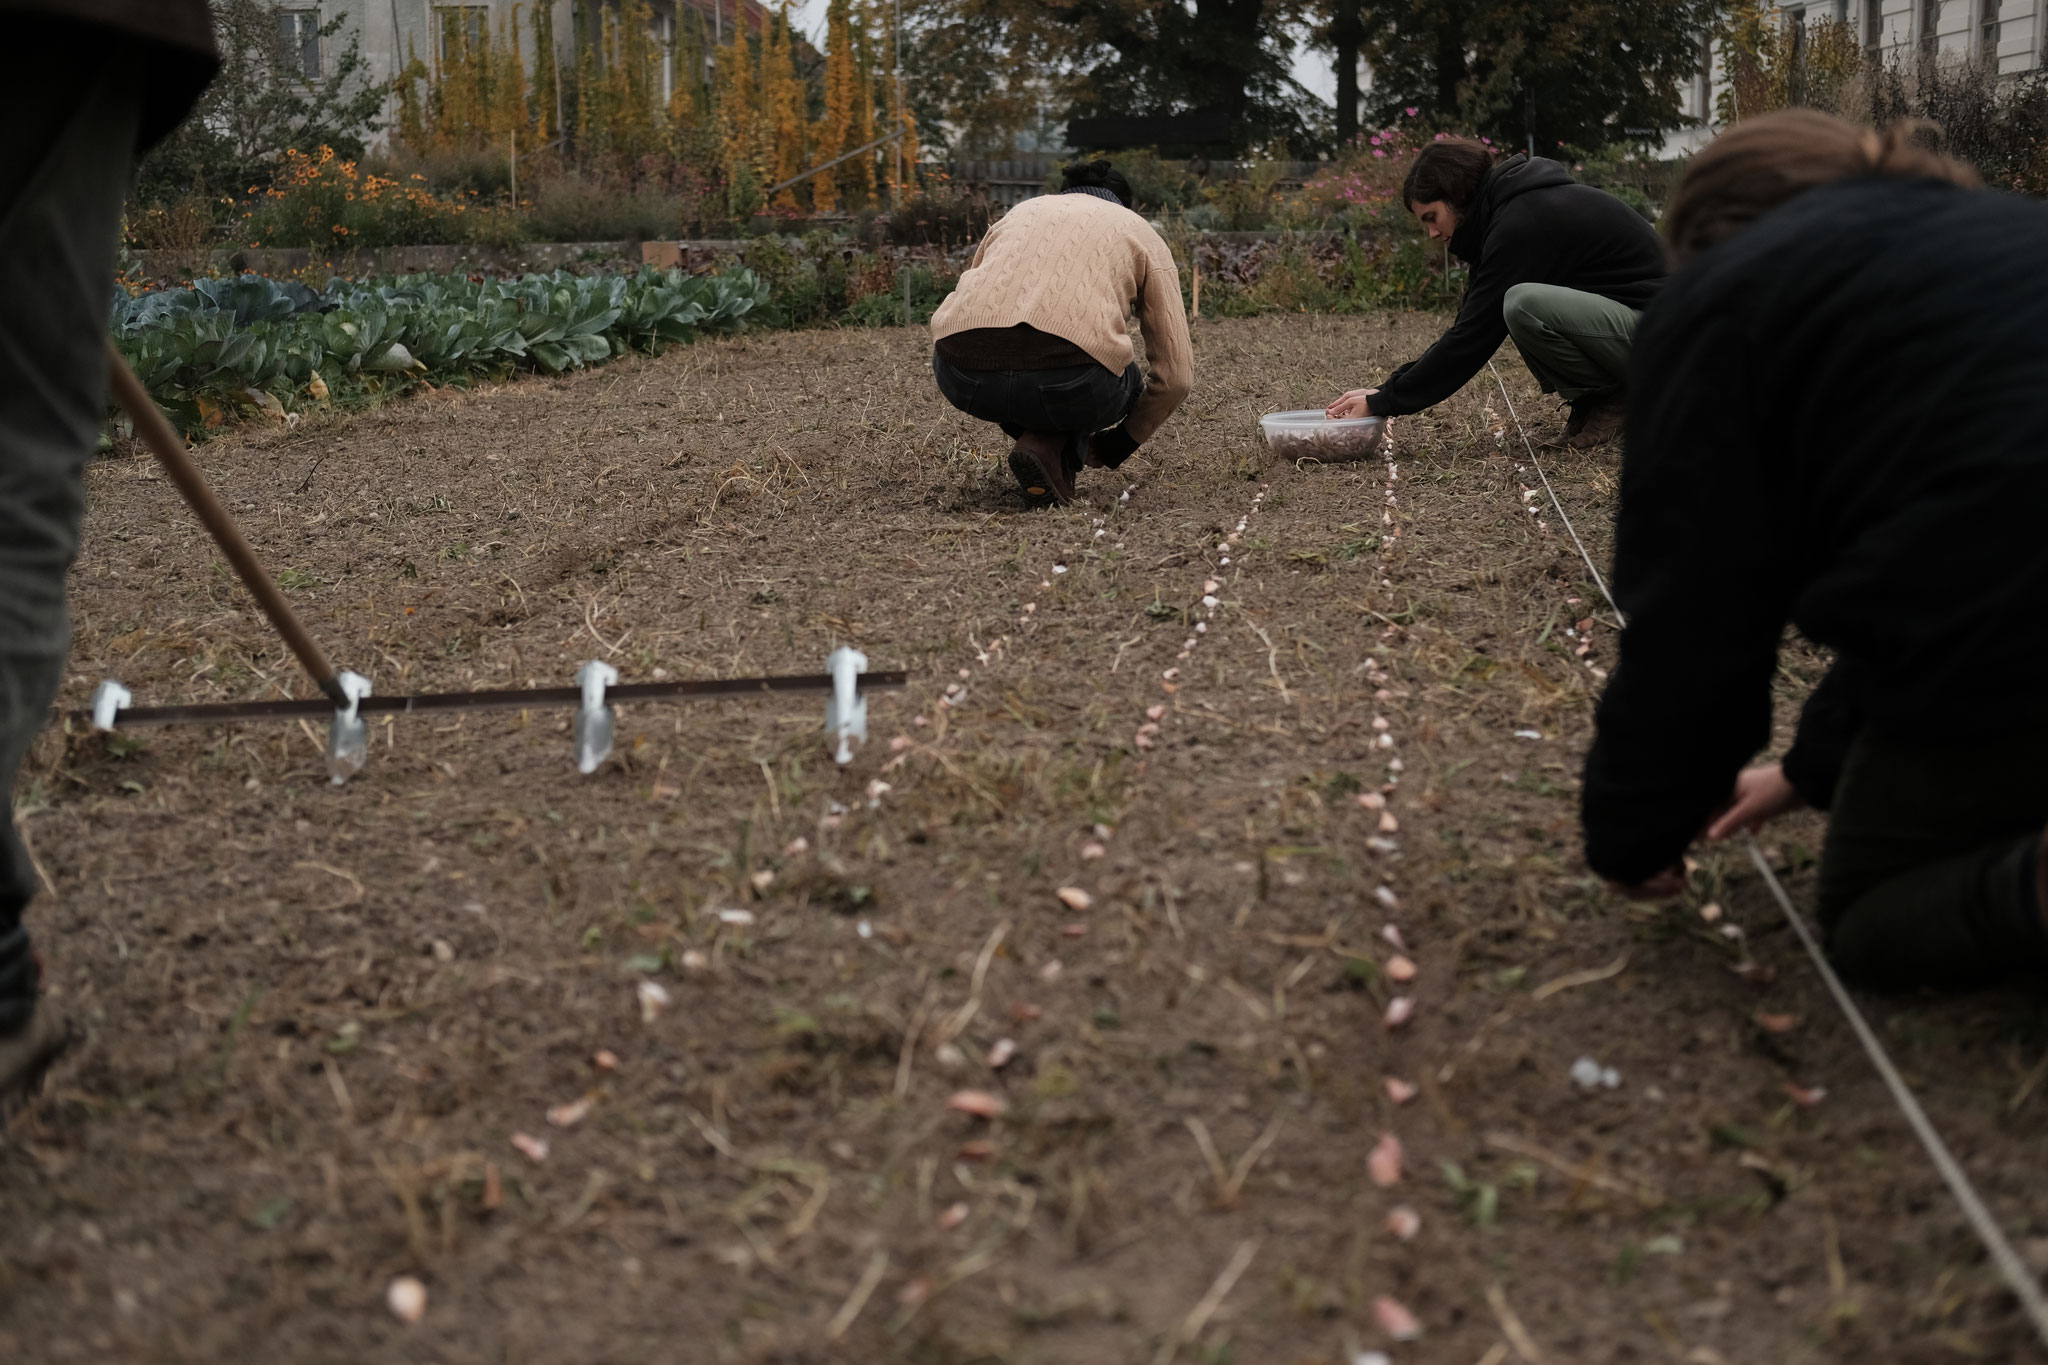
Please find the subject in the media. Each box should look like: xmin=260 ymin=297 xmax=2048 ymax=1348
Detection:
xmin=1669 ymin=0 xmax=2046 ymax=151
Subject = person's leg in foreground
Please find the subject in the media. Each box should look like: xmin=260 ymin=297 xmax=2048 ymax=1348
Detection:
xmin=932 ymin=354 xmax=1142 ymax=505
xmin=1814 ymin=727 xmax=2048 ymax=991
xmin=0 ymin=46 xmax=142 ymax=1115
xmin=1501 ymin=282 xmax=1640 ymax=449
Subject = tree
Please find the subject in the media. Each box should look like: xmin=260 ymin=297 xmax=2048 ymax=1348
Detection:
xmin=1348 ymin=0 xmax=1715 ymax=152
xmin=136 ymin=0 xmax=386 ymax=205
xmin=533 ymin=0 xmax=560 ymax=142
xmin=1059 ymin=0 xmax=1326 ymax=153
xmin=901 ymin=0 xmax=1324 ymax=157
xmin=818 ymin=0 xmax=868 ymax=208
xmin=1327 ymin=0 xmax=1364 ymax=146
xmin=761 ymin=6 xmax=810 ymax=207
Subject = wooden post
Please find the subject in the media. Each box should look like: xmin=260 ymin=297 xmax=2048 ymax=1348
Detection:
xmin=509 ymin=127 xmax=518 ymax=205
xmin=1192 ymin=257 xmax=1201 ymax=319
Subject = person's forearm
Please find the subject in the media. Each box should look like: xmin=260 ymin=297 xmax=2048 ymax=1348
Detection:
xmin=1120 ymin=374 xmax=1188 ymax=446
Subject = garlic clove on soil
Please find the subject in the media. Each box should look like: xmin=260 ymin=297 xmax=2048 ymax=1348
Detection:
xmin=386 ymin=1275 xmax=428 ymax=1324
xmin=1367 ymin=1133 xmax=1403 ymax=1187
xmin=546 ymin=1096 xmax=593 ymax=1128
xmin=1372 ymin=1294 xmax=1422 ymax=1342
xmin=946 ymin=1090 xmax=1007 ymax=1119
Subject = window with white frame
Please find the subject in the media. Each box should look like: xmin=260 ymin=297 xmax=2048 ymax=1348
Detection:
xmin=1979 ymin=0 xmax=2000 ymax=56
xmin=1864 ymin=0 xmax=1883 ymax=56
xmin=1920 ymin=0 xmax=1942 ymax=52
xmin=277 ymin=9 xmax=321 ymax=79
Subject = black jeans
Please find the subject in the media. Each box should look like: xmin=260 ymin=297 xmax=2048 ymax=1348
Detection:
xmin=1817 ymin=724 xmax=2048 ymax=990
xmin=931 ymin=352 xmax=1142 ymax=464
xmin=0 ymin=42 xmax=141 ymax=1032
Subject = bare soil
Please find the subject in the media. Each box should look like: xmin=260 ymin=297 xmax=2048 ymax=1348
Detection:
xmin=4 ymin=315 xmax=2045 ymax=1364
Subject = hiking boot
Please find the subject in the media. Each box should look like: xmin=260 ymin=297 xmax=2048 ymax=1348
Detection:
xmin=0 ymin=1008 xmax=74 ymax=1125
xmin=1008 ymin=431 xmax=1075 ymax=506
xmin=1565 ymin=393 xmax=1627 ymax=450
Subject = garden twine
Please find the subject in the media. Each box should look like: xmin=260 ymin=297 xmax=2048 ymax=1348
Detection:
xmin=1486 ymin=357 xmax=2048 ymax=1349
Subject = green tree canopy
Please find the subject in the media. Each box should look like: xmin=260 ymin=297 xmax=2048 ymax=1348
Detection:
xmin=1342 ymin=0 xmax=1714 ymax=152
xmin=904 ymin=0 xmax=1327 ymax=157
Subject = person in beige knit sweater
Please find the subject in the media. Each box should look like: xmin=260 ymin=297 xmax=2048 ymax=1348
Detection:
xmin=930 ymin=160 xmax=1193 ymax=505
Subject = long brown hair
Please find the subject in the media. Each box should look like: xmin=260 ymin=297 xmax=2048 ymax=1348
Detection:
xmin=1663 ymin=109 xmax=1978 ymax=263
xmin=1402 ymin=138 xmax=1495 ymax=212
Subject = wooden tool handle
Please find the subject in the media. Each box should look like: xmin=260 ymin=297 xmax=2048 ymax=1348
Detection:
xmin=102 ymin=339 xmax=345 ymax=705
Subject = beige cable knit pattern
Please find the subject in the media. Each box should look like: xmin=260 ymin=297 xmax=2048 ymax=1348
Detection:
xmin=930 ymin=192 xmax=1193 ymax=445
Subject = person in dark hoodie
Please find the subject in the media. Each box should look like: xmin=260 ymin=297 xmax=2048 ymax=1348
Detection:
xmin=1582 ymin=109 xmax=2048 ymax=992
xmin=1325 ymin=138 xmax=1664 ymax=449
xmin=0 ymin=2 xmax=219 ymax=1117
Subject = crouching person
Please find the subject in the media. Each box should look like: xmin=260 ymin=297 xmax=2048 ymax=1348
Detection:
xmin=1325 ymin=137 xmax=1664 ymax=449
xmin=930 ymin=161 xmax=1192 ymax=505
xmin=1582 ymin=110 xmax=2048 ymax=990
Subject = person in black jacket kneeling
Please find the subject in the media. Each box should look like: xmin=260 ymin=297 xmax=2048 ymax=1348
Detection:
xmin=1583 ymin=109 xmax=2048 ymax=991
xmin=1325 ymin=138 xmax=1664 ymax=449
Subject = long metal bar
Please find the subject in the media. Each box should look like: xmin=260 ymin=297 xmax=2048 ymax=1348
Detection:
xmin=103 ymin=340 xmax=348 ymax=706
xmin=764 ymin=128 xmax=907 ymax=198
xmin=70 ymin=671 xmax=908 ymax=729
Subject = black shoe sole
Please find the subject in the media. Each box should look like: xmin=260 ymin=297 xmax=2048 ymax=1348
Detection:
xmin=1008 ymin=446 xmax=1065 ymax=506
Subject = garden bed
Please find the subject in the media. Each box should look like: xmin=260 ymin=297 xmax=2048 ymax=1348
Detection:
xmin=7 ymin=317 xmax=2034 ymax=1362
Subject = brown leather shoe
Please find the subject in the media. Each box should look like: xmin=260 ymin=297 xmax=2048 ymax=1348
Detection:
xmin=1565 ymin=393 xmax=1626 ymax=450
xmin=1008 ymin=431 xmax=1075 ymax=505
xmin=0 ymin=1009 xmax=75 ymax=1125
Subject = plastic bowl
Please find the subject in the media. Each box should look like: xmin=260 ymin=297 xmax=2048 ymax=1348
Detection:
xmin=1258 ymin=410 xmax=1386 ymax=464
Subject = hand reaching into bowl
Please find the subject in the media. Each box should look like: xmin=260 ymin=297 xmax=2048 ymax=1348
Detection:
xmin=1326 ymin=388 xmax=1379 ymax=420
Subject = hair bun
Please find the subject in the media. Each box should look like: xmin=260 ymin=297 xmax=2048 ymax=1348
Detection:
xmin=1060 ymin=159 xmax=1134 ymax=208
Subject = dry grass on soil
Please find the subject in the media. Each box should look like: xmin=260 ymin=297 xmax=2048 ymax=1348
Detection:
xmin=4 ymin=316 xmax=2046 ymax=1364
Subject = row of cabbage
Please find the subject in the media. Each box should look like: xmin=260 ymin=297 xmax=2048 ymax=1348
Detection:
xmin=111 ymin=268 xmax=770 ymax=429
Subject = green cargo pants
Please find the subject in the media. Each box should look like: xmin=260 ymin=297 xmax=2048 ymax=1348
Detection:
xmin=1816 ymin=724 xmax=2048 ymax=991
xmin=1501 ymin=282 xmax=1641 ymax=403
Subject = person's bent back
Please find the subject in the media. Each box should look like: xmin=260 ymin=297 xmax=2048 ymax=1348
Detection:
xmin=930 ymin=161 xmax=1192 ymax=506
xmin=1582 ymin=110 xmax=2048 ymax=991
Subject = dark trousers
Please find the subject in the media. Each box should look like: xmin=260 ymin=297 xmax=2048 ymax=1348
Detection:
xmin=931 ymin=352 xmax=1141 ymax=455
xmin=1818 ymin=725 xmax=2048 ymax=990
xmin=0 ymin=45 xmax=141 ymax=1032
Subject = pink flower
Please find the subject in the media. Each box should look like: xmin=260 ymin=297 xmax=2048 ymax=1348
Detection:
xmin=1374 ymin=149 xmax=1386 ymax=157
xmin=1434 ymin=132 xmax=1446 ymax=140
xmin=1370 ymin=134 xmax=1381 ymax=145
xmin=1405 ymin=106 xmax=1418 ymax=116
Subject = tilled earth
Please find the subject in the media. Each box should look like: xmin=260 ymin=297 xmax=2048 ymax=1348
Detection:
xmin=4 ymin=316 xmax=2045 ymax=1364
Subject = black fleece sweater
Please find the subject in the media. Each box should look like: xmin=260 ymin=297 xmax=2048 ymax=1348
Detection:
xmin=1582 ymin=177 xmax=2048 ymax=884
xmin=1367 ymin=155 xmax=1665 ymax=417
